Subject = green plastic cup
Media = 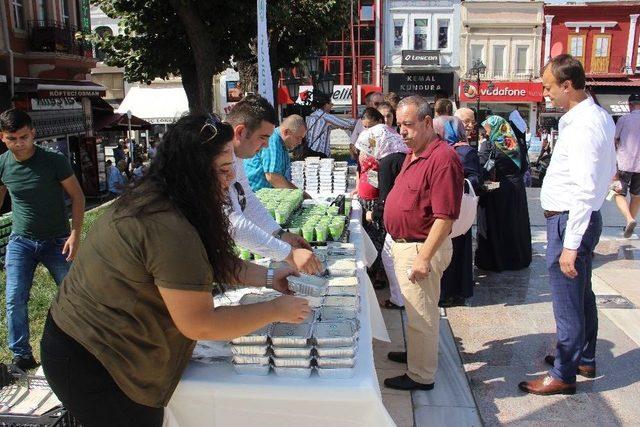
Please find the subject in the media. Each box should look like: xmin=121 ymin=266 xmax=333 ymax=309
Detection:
xmin=239 ymin=248 xmax=252 ymax=260
xmin=315 ymin=224 xmax=328 ymax=242
xmin=329 ymin=222 xmax=344 ymax=241
xmin=275 ymin=208 xmax=288 ymax=225
xmin=302 ymin=225 xmax=315 ymax=242
xmin=327 ymin=206 xmax=339 ymax=216
xmin=344 ymin=199 xmax=352 ymax=216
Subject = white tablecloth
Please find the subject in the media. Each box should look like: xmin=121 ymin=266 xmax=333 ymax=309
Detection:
xmin=166 ymin=199 xmax=393 ymax=427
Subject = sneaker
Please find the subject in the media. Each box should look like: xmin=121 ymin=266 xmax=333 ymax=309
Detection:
xmin=12 ymin=355 xmax=39 ymax=371
xmin=623 ymin=220 xmax=637 ymax=238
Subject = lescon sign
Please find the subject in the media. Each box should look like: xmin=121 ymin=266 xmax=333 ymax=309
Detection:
xmin=459 ymin=81 xmax=543 ymax=103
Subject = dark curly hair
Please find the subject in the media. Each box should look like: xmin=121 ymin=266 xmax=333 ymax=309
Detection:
xmin=113 ymin=114 xmax=239 ymax=284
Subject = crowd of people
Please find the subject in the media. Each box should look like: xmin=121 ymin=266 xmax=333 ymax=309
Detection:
xmin=0 ymin=52 xmax=637 ymax=425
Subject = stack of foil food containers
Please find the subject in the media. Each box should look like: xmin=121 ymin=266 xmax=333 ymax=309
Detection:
xmin=319 ymin=158 xmax=335 ymax=194
xmin=304 ymin=157 xmax=320 ymax=194
xmin=291 ymin=161 xmax=305 ymax=189
xmin=333 ymin=161 xmax=349 ymax=194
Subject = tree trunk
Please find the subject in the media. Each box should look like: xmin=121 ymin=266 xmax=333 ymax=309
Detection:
xmin=169 ymin=0 xmax=218 ymax=114
xmin=237 ymin=59 xmax=258 ymax=95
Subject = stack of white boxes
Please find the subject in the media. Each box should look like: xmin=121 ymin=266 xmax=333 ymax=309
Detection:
xmin=291 ymin=161 xmax=305 ymax=190
xmin=319 ymin=158 xmax=334 ymax=194
xmin=333 ymin=161 xmax=348 ymax=194
xmin=305 ymin=157 xmax=320 ymax=194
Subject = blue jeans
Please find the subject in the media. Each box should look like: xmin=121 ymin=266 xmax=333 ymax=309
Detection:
xmin=5 ymin=234 xmax=71 ymax=358
xmin=546 ymin=211 xmax=602 ymax=383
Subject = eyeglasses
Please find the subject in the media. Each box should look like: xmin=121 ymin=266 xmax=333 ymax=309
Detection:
xmin=233 ymin=182 xmax=247 ymax=212
xmin=200 ymin=114 xmax=223 ymax=144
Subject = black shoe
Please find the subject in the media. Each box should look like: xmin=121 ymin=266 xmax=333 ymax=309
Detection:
xmin=387 ymin=351 xmax=407 ymax=364
xmin=12 ymin=355 xmax=39 ymax=371
xmin=384 ymin=374 xmax=434 ymax=391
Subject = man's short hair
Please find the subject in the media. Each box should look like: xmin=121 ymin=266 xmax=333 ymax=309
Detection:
xmin=225 ymin=94 xmax=278 ymax=133
xmin=546 ymin=54 xmax=586 ymax=90
xmin=434 ymin=98 xmax=454 ymax=117
xmin=384 ymin=92 xmax=400 ymax=108
xmin=365 ymin=91 xmax=383 ymax=105
xmin=397 ymin=95 xmax=433 ymax=121
xmin=0 ymin=109 xmax=33 ymax=132
xmin=281 ymin=114 xmax=306 ymax=132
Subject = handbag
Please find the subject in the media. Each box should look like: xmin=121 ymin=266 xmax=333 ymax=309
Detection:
xmin=450 ymin=179 xmax=479 ymax=238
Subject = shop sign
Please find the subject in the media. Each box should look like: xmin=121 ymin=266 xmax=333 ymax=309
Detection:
xmin=388 ymin=73 xmax=454 ymax=98
xmin=31 ymin=97 xmax=82 ymax=111
xmin=401 ymin=50 xmax=440 ymax=67
xmin=295 ymin=85 xmax=362 ymax=106
xmin=38 ymin=89 xmax=103 ymax=98
xmin=459 ymin=81 xmax=544 ymax=103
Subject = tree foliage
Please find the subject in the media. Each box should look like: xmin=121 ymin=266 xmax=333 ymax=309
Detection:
xmin=93 ymin=0 xmax=350 ymax=113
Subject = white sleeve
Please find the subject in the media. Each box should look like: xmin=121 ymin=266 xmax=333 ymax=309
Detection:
xmin=564 ymin=128 xmax=601 ymax=250
xmin=235 ymin=158 xmax=281 ymax=235
xmin=350 ymin=119 xmax=364 ymax=144
xmin=227 ymin=206 xmax=292 ymax=261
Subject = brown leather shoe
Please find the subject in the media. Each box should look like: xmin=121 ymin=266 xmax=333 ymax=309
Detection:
xmin=518 ymin=375 xmax=576 ymax=395
xmin=544 ymin=355 xmax=596 ymax=378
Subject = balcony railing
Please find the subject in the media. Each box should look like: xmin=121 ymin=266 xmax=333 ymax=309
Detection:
xmin=28 ymin=20 xmax=88 ymax=57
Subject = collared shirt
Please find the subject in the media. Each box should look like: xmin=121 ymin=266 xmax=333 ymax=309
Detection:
xmin=384 ymin=138 xmax=464 ymax=240
xmin=615 ymin=109 xmax=640 ymax=173
xmin=108 ymin=165 xmax=126 ymax=194
xmin=540 ymin=96 xmax=616 ymax=250
xmin=243 ymin=127 xmax=291 ymax=192
xmin=306 ymin=109 xmax=355 ymax=156
xmin=228 ymin=153 xmax=292 ymax=261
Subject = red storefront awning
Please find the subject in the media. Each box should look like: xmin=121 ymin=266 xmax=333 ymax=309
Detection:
xmin=458 ymin=81 xmax=544 ymax=103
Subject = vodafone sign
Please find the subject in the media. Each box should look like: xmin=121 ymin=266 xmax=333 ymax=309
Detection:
xmin=459 ymin=81 xmax=544 ymax=103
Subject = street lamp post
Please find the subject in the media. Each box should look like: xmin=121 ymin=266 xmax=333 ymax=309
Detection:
xmin=285 ymin=52 xmax=335 ymax=108
xmin=126 ymin=110 xmax=133 ymax=170
xmin=468 ymin=59 xmax=486 ymax=143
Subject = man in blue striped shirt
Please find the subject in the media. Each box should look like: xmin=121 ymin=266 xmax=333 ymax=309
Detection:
xmin=244 ymin=114 xmax=308 ymax=193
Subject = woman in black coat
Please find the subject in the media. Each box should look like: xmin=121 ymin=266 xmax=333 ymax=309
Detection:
xmin=475 ymin=115 xmax=532 ymax=272
xmin=433 ymin=109 xmax=482 ymax=306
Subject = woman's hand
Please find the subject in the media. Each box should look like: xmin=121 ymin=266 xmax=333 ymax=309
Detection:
xmin=272 ymin=266 xmax=299 ymax=294
xmin=271 ymin=295 xmax=311 ymax=323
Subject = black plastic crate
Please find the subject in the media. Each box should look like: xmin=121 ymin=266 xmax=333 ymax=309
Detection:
xmin=0 ymin=406 xmax=80 ymax=427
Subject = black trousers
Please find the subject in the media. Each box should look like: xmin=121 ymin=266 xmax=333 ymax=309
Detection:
xmin=40 ymin=313 xmax=164 ymax=427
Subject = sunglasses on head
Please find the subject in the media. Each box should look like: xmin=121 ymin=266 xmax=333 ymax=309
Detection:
xmin=233 ymin=182 xmax=247 ymax=212
xmin=200 ymin=114 xmax=224 ymax=144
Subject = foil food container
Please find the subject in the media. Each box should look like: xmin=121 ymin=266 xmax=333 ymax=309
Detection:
xmin=230 ymin=324 xmax=272 ymax=345
xmin=326 ymin=258 xmax=357 ymax=276
xmin=239 ymin=292 xmax=281 ymax=305
xmin=314 ymin=346 xmax=356 ymax=358
xmin=316 ymin=357 xmax=355 ymax=368
xmin=230 ymin=345 xmax=270 ymax=356
xmin=326 ymin=242 xmax=356 ymax=257
xmin=313 ymin=321 xmax=357 ymax=347
xmin=326 ymin=277 xmax=358 ymax=287
xmin=318 ymin=306 xmax=358 ymax=322
xmin=301 ymin=295 xmax=324 ymax=309
xmin=273 ymin=367 xmax=313 ymax=378
xmin=322 ymin=295 xmax=359 ymax=309
xmin=272 ymin=357 xmax=313 ymax=368
xmin=272 ymin=347 xmax=313 ymax=358
xmin=232 ymin=355 xmax=270 ymax=365
xmin=233 ymin=363 xmax=271 ymax=376
xmin=287 ymin=274 xmax=328 ymax=297
xmin=324 ymin=286 xmax=358 ymax=297
xmin=270 ymin=323 xmax=312 ymax=347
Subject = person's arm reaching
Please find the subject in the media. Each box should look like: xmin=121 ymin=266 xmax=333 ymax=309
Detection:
xmin=265 ymin=172 xmax=297 ymax=190
xmin=60 ymin=175 xmax=85 ymax=261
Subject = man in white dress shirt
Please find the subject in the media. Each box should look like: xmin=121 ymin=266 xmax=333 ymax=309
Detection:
xmin=519 ymin=54 xmax=616 ymax=395
xmin=225 ymin=95 xmax=322 ymax=274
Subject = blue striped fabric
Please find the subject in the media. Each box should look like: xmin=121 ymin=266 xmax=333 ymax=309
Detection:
xmin=243 ymin=127 xmax=291 ymax=192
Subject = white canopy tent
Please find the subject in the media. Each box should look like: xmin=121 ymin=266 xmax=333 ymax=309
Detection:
xmin=116 ymin=86 xmax=189 ymax=124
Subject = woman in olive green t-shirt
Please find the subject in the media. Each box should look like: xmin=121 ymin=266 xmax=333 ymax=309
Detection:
xmin=41 ymin=115 xmax=310 ymax=427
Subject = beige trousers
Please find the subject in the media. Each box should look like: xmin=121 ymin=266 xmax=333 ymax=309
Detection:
xmin=391 ymin=238 xmax=453 ymax=384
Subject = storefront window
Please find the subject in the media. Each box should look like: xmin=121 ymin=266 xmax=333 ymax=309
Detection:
xmin=360 ymin=59 xmax=373 ymax=85
xmin=414 ymin=19 xmax=429 ymax=50
xmin=394 ymin=19 xmax=404 ymax=50
xmin=516 ymin=46 xmax=529 ymax=74
xmin=493 ymin=45 xmax=505 ymax=77
xmin=11 ymin=0 xmax=25 ymax=30
xmin=438 ymin=20 xmax=449 ymax=50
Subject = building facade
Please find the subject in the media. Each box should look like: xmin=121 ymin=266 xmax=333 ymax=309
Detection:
xmin=543 ymin=1 xmax=640 ymax=128
xmin=383 ymin=0 xmax=462 ymax=100
xmin=90 ymin=4 xmax=126 ymax=107
xmin=0 ymin=0 xmax=108 ymax=195
xmin=459 ymin=0 xmax=544 ymax=132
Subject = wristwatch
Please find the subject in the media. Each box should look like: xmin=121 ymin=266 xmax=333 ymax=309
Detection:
xmin=273 ymin=228 xmax=286 ymax=239
xmin=265 ymin=268 xmax=275 ymax=289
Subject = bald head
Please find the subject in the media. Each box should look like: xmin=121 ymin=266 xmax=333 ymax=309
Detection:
xmin=280 ymin=114 xmax=307 ymax=150
xmin=455 ymin=108 xmax=476 ymax=139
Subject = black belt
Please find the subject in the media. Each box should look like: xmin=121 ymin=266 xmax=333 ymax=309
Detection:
xmin=543 ymin=210 xmax=569 ymax=219
xmin=394 ymin=238 xmax=424 ymax=243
